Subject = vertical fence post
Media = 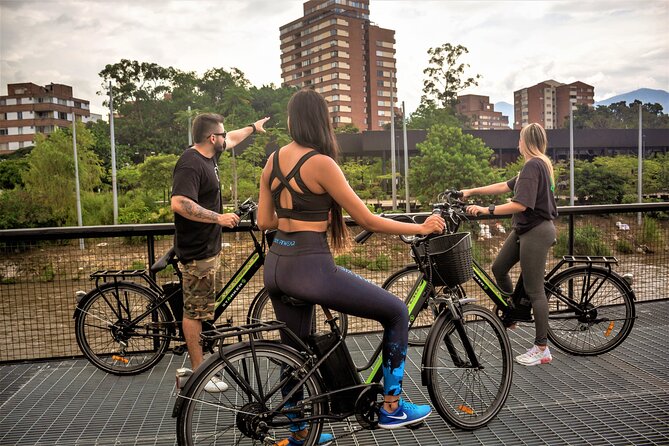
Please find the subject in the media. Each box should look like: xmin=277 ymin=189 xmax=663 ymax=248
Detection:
xmin=147 ymin=235 xmax=156 ymax=281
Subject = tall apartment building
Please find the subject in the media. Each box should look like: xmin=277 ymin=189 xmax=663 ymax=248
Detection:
xmin=0 ymin=82 xmax=92 ymax=153
xmin=457 ymin=94 xmax=509 ymax=130
xmin=513 ymin=80 xmax=594 ymax=129
xmin=280 ymin=0 xmax=397 ymax=130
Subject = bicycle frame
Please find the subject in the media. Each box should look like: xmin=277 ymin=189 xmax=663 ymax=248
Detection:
xmin=79 ymin=224 xmax=271 ymax=342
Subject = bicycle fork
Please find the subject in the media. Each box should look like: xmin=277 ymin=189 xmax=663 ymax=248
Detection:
xmin=441 ymin=298 xmax=482 ymax=369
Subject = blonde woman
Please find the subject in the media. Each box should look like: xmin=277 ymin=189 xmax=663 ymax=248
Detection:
xmin=462 ymin=123 xmax=557 ymax=366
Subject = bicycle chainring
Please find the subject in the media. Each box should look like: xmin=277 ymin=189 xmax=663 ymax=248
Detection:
xmin=354 ymin=384 xmax=384 ymax=430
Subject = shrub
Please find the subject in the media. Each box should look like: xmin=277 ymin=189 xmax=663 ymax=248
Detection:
xmin=334 ymin=254 xmax=353 ymax=269
xmin=554 ymin=225 xmax=612 ymax=257
xmin=639 ymin=217 xmax=662 ymax=248
xmin=367 ymin=254 xmax=390 ymax=271
xmin=615 ymin=239 xmax=634 ymax=254
xmin=40 ymin=262 xmax=55 ymax=282
xmin=131 ymin=260 xmax=146 ymax=270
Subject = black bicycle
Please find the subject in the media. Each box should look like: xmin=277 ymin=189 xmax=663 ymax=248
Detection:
xmin=173 ymin=208 xmax=513 ymax=445
xmin=73 ymin=199 xmax=348 ymax=375
xmin=377 ymin=190 xmax=637 ymax=356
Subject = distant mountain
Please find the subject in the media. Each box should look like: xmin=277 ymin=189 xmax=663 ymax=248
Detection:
xmin=494 ymin=101 xmax=514 ymax=126
xmin=595 ymin=88 xmax=669 ymax=112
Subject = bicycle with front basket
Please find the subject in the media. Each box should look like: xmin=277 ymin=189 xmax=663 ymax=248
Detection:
xmin=377 ymin=190 xmax=637 ymax=356
xmin=73 ymin=199 xmax=348 ymax=375
xmin=173 ymin=206 xmax=513 ymax=445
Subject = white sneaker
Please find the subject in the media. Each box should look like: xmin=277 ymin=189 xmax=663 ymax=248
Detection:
xmin=515 ymin=345 xmax=552 ymax=366
xmin=204 ymin=375 xmax=229 ymax=392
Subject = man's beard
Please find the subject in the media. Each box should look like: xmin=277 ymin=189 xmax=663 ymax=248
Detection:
xmin=214 ymin=140 xmax=226 ymax=153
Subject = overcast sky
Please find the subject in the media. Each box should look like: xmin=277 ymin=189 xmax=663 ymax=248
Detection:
xmin=1 ymin=0 xmax=667 ymax=117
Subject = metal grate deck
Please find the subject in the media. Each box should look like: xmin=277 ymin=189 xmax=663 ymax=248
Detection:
xmin=1 ymin=300 xmax=668 ymax=445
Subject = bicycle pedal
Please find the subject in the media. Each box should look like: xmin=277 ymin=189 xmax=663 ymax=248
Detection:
xmin=405 ymin=421 xmax=425 ymax=430
xmin=172 ymin=344 xmax=187 ymax=355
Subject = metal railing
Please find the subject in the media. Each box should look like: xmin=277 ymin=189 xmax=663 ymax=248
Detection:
xmin=0 ymin=202 xmax=667 ymax=363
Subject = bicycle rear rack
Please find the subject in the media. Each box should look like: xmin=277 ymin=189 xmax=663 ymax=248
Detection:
xmin=90 ymin=269 xmax=148 ymax=279
xmin=562 ymin=255 xmax=618 ymax=265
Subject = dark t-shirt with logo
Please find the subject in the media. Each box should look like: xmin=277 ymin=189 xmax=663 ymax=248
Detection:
xmin=506 ymin=157 xmax=558 ymax=234
xmin=171 ymin=147 xmax=222 ymax=262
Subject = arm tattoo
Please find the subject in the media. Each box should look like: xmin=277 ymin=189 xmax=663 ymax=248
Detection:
xmin=180 ymin=197 xmax=220 ymax=223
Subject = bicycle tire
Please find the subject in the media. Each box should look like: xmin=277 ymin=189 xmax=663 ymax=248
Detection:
xmin=546 ymin=265 xmax=635 ymax=356
xmin=382 ymin=265 xmax=464 ymax=346
xmin=74 ymin=282 xmax=173 ymax=375
xmin=176 ymin=342 xmax=326 ymax=446
xmin=246 ymin=288 xmax=349 ymax=340
xmin=424 ymin=304 xmax=512 ymax=430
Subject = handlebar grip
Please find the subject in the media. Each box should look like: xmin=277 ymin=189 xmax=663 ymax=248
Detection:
xmin=354 ymin=229 xmax=374 ymax=244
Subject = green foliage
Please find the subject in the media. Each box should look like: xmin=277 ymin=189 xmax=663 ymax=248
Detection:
xmin=0 ymin=158 xmax=28 ymax=189
xmin=410 ymin=125 xmax=499 ymax=205
xmin=40 ymin=262 xmax=55 ymax=282
xmin=334 ymin=124 xmax=361 ymax=134
xmin=0 ymin=189 xmax=59 ymax=229
xmin=130 ymin=260 xmax=146 ymax=270
xmin=639 ymin=217 xmax=662 ymax=248
xmin=421 ymin=43 xmax=481 ymax=108
xmin=340 ymin=158 xmax=385 ymax=200
xmin=334 ymin=254 xmax=353 ymax=269
xmin=554 ymin=225 xmax=612 ymax=257
xmin=406 ymin=102 xmax=465 ymax=130
xmin=21 ymin=123 xmax=104 ymax=226
xmin=571 ymin=101 xmax=669 ymax=129
xmin=615 ymin=239 xmax=634 ymax=254
xmin=82 ymin=191 xmax=114 ymax=226
xmin=573 ymin=159 xmax=627 ymax=204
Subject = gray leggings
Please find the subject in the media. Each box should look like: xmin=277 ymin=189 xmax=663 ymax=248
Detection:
xmin=492 ymin=219 xmax=556 ymax=345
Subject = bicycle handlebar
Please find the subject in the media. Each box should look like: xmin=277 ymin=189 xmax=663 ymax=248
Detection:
xmin=354 ymin=189 xmax=469 ymax=246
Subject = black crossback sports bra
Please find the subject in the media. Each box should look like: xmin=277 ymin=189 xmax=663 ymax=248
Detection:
xmin=269 ymin=148 xmax=333 ymax=222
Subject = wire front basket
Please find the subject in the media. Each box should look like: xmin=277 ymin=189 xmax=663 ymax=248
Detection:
xmin=425 ymin=232 xmax=473 ymax=288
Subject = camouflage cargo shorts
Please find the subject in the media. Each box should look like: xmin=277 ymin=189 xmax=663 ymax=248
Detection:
xmin=181 ymin=253 xmax=221 ymax=320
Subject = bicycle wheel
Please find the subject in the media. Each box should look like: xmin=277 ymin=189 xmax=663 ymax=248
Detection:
xmin=382 ymin=265 xmax=464 ymax=346
xmin=176 ymin=342 xmax=326 ymax=446
xmin=74 ymin=282 xmax=173 ymax=375
xmin=424 ymin=304 xmax=512 ymax=430
xmin=546 ymin=266 xmax=635 ymax=356
xmin=247 ymin=288 xmax=349 ymax=340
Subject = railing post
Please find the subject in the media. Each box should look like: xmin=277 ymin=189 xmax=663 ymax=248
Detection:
xmin=147 ymin=235 xmax=156 ymax=281
xmin=568 ymin=214 xmax=575 ymax=256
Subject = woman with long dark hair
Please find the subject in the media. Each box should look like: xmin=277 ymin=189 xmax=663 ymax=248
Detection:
xmin=258 ymin=89 xmax=444 ymax=444
xmin=462 ymin=122 xmax=557 ymax=367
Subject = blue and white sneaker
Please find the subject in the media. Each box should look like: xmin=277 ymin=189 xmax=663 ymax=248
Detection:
xmin=378 ymin=398 xmax=432 ymax=429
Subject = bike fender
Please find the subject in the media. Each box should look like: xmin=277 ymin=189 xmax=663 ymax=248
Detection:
xmin=420 ymin=308 xmax=456 ymax=386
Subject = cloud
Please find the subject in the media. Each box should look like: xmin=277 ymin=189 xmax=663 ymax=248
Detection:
xmin=1 ymin=0 xmax=667 ymax=115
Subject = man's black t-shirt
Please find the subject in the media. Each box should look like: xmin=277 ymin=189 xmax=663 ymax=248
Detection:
xmin=172 ymin=148 xmax=222 ymax=262
xmin=506 ymin=157 xmax=558 ymax=234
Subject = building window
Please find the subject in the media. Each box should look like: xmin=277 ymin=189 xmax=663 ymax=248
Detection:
xmin=59 ymin=112 xmax=68 ymax=120
xmin=17 ymin=111 xmax=23 ymax=119
xmin=0 ymin=129 xmax=7 ymax=135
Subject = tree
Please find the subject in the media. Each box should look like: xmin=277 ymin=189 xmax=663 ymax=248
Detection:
xmin=410 ymin=125 xmax=499 ymax=204
xmin=22 ymin=123 xmax=103 ymax=226
xmin=407 ymin=101 xmax=464 ymax=130
xmin=0 ymin=158 xmax=27 ymax=189
xmin=573 ymin=159 xmax=627 ymax=204
xmin=421 ymin=43 xmax=481 ymax=108
xmin=571 ymin=101 xmax=669 ymax=129
xmin=334 ymin=124 xmax=361 ymax=134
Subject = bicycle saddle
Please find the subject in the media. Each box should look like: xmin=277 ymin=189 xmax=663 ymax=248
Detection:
xmin=150 ymin=247 xmax=176 ymax=274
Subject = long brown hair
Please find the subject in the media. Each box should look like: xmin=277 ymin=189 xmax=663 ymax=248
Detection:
xmin=287 ymin=88 xmax=348 ymax=248
xmin=520 ymin=123 xmax=555 ymax=188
